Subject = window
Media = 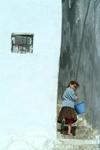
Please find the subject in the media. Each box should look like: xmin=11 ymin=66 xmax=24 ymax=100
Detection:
xmin=11 ymin=33 xmax=34 ymax=53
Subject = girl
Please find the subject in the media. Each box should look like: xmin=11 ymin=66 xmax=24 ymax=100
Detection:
xmin=57 ymin=81 xmax=79 ymax=135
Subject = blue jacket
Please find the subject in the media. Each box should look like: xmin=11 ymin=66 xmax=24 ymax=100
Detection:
xmin=62 ymin=87 xmax=77 ymax=108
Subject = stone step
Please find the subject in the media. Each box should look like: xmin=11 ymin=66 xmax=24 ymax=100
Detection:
xmin=57 ymin=122 xmax=95 ymax=139
xmin=57 ymin=131 xmax=95 ymax=140
xmin=53 ymin=144 xmax=99 ymax=150
xmin=75 ymin=128 xmax=94 ymax=139
xmin=57 ymin=127 xmax=93 ymax=138
xmin=52 ymin=148 xmax=100 ymax=150
xmin=53 ymin=139 xmax=100 ymax=150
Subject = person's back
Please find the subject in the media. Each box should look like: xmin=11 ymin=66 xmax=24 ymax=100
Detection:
xmin=62 ymin=87 xmax=77 ymax=108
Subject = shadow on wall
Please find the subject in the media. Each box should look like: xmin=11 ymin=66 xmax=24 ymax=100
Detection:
xmin=60 ymin=45 xmax=72 ymax=70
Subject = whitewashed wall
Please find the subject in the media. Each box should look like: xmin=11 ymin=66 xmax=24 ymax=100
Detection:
xmin=0 ymin=0 xmax=61 ymax=145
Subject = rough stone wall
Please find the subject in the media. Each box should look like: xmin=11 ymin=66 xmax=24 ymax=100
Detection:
xmin=57 ymin=0 xmax=100 ymax=134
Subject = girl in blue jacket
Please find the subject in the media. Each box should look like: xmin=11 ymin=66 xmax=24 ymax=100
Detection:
xmin=57 ymin=81 xmax=79 ymax=135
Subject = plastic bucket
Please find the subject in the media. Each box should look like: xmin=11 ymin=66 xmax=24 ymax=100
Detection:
xmin=74 ymin=101 xmax=85 ymax=114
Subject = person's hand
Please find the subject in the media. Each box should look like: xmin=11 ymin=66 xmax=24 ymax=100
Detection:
xmin=76 ymin=95 xmax=79 ymax=99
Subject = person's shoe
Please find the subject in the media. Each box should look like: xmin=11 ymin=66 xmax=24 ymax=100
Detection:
xmin=61 ymin=120 xmax=65 ymax=130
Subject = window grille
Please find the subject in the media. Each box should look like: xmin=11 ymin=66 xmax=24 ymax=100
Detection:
xmin=11 ymin=33 xmax=34 ymax=53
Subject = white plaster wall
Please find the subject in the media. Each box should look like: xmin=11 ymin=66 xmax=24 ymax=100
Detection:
xmin=0 ymin=0 xmax=61 ymax=145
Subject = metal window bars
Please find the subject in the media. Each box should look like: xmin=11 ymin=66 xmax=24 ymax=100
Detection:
xmin=11 ymin=33 xmax=34 ymax=53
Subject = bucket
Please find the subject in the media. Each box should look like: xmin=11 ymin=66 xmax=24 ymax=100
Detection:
xmin=74 ymin=101 xmax=85 ymax=114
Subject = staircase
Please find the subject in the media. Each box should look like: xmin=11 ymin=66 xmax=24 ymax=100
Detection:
xmin=54 ymin=104 xmax=100 ymax=150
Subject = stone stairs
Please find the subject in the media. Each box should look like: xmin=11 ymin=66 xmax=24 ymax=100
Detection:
xmin=55 ymin=104 xmax=100 ymax=150
xmin=53 ymin=139 xmax=100 ymax=150
xmin=57 ymin=120 xmax=95 ymax=140
xmin=56 ymin=123 xmax=100 ymax=150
